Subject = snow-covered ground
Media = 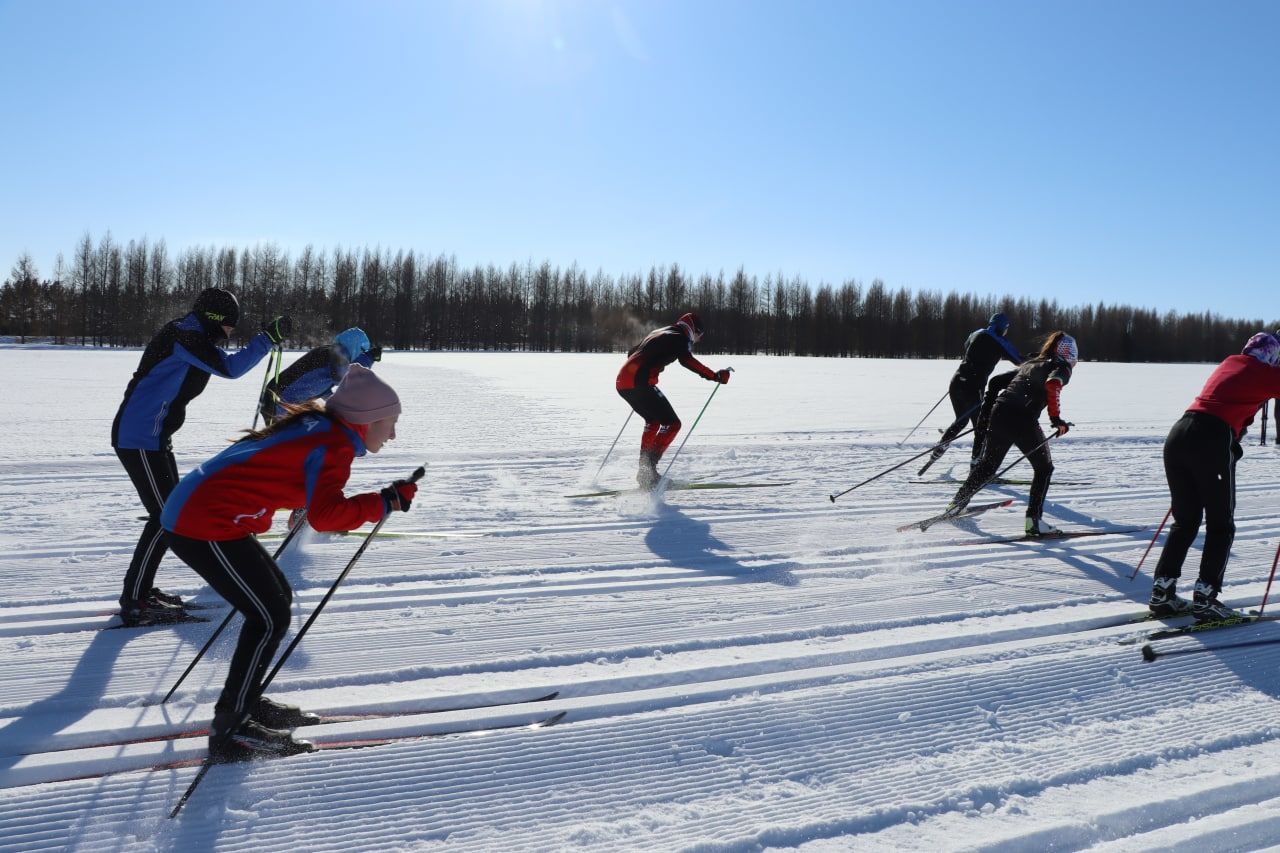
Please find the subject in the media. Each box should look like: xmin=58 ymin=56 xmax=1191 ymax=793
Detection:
xmin=2 ymin=349 xmax=1279 ymax=851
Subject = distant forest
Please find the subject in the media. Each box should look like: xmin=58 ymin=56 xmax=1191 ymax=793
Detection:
xmin=1 ymin=234 xmax=1274 ymax=363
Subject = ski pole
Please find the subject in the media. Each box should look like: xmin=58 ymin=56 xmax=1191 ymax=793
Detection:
xmin=1261 ymin=401 xmax=1269 ymax=446
xmin=1257 ymin=539 xmax=1280 ymax=616
xmin=659 ymin=372 xmax=731 ymax=485
xmin=898 ymin=390 xmax=949 ymax=446
xmin=592 ymin=410 xmax=634 ymax=482
xmin=829 ymin=428 xmax=975 ymax=502
xmin=1141 ymin=635 xmax=1280 ymax=662
xmin=951 ymin=430 xmax=1062 ymax=505
xmin=258 ymin=465 xmax=426 ymax=690
xmin=916 ymin=400 xmax=983 ymax=477
xmin=250 ymin=345 xmax=282 ymax=431
xmin=158 ymin=509 xmax=310 ymax=705
xmin=169 ymin=466 xmax=424 ymax=820
xmin=1127 ymin=508 xmax=1171 ymax=581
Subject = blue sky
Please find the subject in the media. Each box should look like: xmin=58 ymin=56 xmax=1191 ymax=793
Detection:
xmin=1 ymin=0 xmax=1276 ymax=318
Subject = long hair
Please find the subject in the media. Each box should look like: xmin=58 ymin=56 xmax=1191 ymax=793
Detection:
xmin=1034 ymin=331 xmax=1067 ymax=361
xmin=240 ymin=401 xmax=329 ymax=442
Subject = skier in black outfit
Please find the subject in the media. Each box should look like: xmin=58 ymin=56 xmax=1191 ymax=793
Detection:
xmin=925 ymin=312 xmax=1022 ymax=471
xmin=110 ymin=287 xmax=291 ymax=626
xmin=945 ymin=331 xmax=1077 ymax=537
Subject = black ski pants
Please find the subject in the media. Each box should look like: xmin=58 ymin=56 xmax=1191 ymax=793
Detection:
xmin=115 ymin=447 xmax=181 ymax=606
xmin=165 ymin=532 xmax=293 ymax=717
xmin=937 ymin=372 xmax=983 ymax=458
xmin=618 ymin=385 xmax=678 ymax=426
xmin=1153 ymin=412 xmax=1239 ymax=591
xmin=953 ymin=402 xmax=1054 ymax=519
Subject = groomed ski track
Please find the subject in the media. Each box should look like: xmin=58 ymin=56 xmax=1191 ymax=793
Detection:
xmin=3 ymin=351 xmax=1280 ymax=851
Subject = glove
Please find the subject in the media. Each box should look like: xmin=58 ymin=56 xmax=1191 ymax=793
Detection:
xmin=1049 ymin=416 xmax=1071 ymax=437
xmin=380 ymin=480 xmax=417 ymax=513
xmin=369 ymin=345 xmax=383 ymax=362
xmin=261 ymin=316 xmax=292 ymax=345
xmin=715 ymin=369 xmax=731 ymax=385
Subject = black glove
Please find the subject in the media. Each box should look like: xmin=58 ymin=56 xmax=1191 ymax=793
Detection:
xmin=715 ymin=369 xmax=731 ymax=384
xmin=261 ymin=316 xmax=292 ymax=345
xmin=369 ymin=345 xmax=383 ymax=362
xmin=1049 ymin=416 xmax=1071 ymax=436
xmin=380 ymin=480 xmax=417 ymax=513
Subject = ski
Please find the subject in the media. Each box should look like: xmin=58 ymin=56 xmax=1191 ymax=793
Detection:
xmin=897 ymin=498 xmax=1014 ymax=533
xmin=21 ymin=691 xmax=563 ymax=756
xmin=953 ymin=527 xmax=1145 ymax=546
xmin=566 ymin=481 xmax=793 ymax=499
xmin=104 ymin=612 xmax=211 ymax=631
xmin=910 ymin=478 xmax=1092 ymax=487
xmin=168 ymin=710 xmax=567 ymax=817
xmin=1143 ymin=613 xmax=1280 ymax=643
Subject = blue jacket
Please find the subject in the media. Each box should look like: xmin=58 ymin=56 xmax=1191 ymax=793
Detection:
xmin=262 ymin=345 xmax=375 ymax=418
xmin=112 ymin=313 xmax=273 ymax=450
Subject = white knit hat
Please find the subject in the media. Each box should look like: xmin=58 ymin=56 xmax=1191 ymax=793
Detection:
xmin=326 ymin=364 xmax=401 ymax=424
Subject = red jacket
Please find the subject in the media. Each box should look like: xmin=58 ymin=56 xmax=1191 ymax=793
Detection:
xmin=161 ymin=413 xmax=385 ymax=541
xmin=616 ymin=325 xmax=716 ymax=390
xmin=1187 ymin=354 xmax=1280 ymax=439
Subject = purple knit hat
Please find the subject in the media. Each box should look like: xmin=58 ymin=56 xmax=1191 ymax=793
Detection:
xmin=326 ymin=364 xmax=401 ymax=424
xmin=1242 ymin=332 xmax=1280 ymax=367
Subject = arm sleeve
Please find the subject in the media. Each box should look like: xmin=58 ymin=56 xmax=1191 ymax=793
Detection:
xmin=1045 ymin=379 xmax=1064 ymax=420
xmin=353 ymin=352 xmax=376 ymax=369
xmin=173 ymin=331 xmax=272 ymax=379
xmin=678 ymin=352 xmax=718 ymax=381
xmin=304 ymin=444 xmax=386 ymax=532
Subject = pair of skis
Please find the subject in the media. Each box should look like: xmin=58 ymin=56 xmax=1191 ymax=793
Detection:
xmin=567 ymin=480 xmax=793 ymax=499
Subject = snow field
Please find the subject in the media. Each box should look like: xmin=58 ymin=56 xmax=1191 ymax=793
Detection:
xmin=2 ymin=350 xmax=1280 ymax=850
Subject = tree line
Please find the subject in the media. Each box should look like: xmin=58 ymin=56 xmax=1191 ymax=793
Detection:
xmin=1 ymin=233 xmax=1273 ymax=363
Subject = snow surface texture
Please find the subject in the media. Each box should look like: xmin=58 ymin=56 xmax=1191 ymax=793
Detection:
xmin=2 ymin=349 xmax=1279 ymax=851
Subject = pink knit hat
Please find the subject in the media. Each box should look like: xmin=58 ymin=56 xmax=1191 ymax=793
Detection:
xmin=326 ymin=364 xmax=401 ymax=424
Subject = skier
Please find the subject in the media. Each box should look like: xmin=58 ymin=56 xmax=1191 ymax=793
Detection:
xmin=259 ymin=327 xmax=381 ymax=424
xmin=160 ymin=364 xmax=416 ymax=760
xmin=616 ymin=312 xmax=731 ymax=488
xmin=1148 ymin=333 xmax=1280 ymax=622
xmin=944 ymin=331 xmax=1077 ymax=537
xmin=111 ymin=288 xmax=290 ymax=626
xmin=924 ymin=312 xmax=1022 ymax=471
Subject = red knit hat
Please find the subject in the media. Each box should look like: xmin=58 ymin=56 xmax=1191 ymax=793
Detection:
xmin=326 ymin=364 xmax=401 ymax=424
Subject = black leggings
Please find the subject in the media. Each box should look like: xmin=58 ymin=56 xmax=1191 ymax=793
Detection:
xmin=937 ymin=373 xmax=983 ymax=455
xmin=1154 ymin=412 xmax=1238 ymax=590
xmin=953 ymin=402 xmax=1054 ymax=519
xmin=165 ymin=532 xmax=293 ymax=716
xmin=115 ymin=448 xmax=180 ymax=606
xmin=618 ymin=385 xmax=678 ymax=425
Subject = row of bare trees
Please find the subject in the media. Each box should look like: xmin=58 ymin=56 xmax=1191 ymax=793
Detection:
xmin=1 ymin=234 xmax=1272 ymax=362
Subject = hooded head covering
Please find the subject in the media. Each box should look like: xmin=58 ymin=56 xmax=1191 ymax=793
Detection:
xmin=1243 ymin=332 xmax=1280 ymax=367
xmin=326 ymin=364 xmax=401 ymax=424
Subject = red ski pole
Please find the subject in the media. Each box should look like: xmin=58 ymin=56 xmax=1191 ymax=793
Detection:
xmin=1128 ymin=508 xmax=1171 ymax=581
xmin=1257 ymin=540 xmax=1280 ymax=616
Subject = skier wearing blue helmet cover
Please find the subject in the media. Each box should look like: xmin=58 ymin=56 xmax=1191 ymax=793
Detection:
xmin=922 ymin=311 xmax=1022 ymax=474
xmin=260 ymin=327 xmax=381 ymax=424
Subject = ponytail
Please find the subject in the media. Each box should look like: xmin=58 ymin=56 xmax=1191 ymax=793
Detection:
xmin=239 ymin=401 xmax=328 ymax=442
xmin=1035 ymin=331 xmax=1066 ymax=361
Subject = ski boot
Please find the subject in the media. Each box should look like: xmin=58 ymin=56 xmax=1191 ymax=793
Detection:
xmin=209 ymin=710 xmax=315 ymax=763
xmin=148 ymin=587 xmax=185 ymax=608
xmin=636 ymin=451 xmax=660 ymax=491
xmin=1024 ymin=517 xmax=1062 ymax=538
xmin=1148 ymin=576 xmax=1193 ymax=617
xmin=119 ymin=596 xmax=189 ymax=627
xmin=253 ymin=695 xmax=322 ymax=729
xmin=1192 ymin=581 xmax=1248 ymax=624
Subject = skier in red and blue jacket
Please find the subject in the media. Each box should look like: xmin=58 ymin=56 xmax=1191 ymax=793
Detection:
xmin=161 ymin=364 xmax=416 ymax=760
xmin=111 ymin=287 xmax=291 ymax=626
xmin=616 ymin=312 xmax=730 ymax=488
xmin=1149 ymin=333 xmax=1280 ymax=623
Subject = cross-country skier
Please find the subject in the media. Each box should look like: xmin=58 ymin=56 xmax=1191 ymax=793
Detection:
xmin=924 ymin=312 xmax=1022 ymax=471
xmin=944 ymin=331 xmax=1077 ymax=537
xmin=111 ymin=288 xmax=291 ymax=626
xmin=1148 ymin=333 xmax=1280 ymax=622
xmin=160 ymin=364 xmax=415 ymax=760
xmin=616 ymin=312 xmax=730 ymax=488
xmin=259 ymin=327 xmax=381 ymax=424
